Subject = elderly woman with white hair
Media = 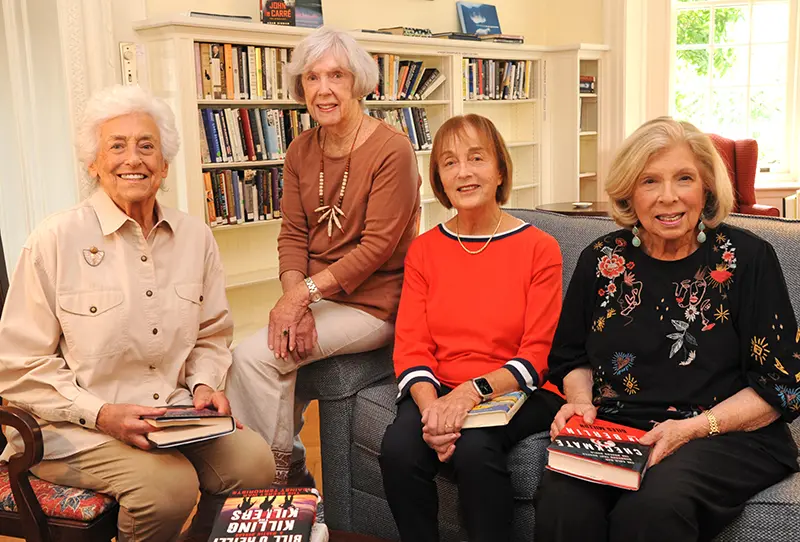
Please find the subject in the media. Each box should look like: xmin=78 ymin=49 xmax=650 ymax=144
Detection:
xmin=226 ymin=27 xmax=421 ymax=486
xmin=0 ymin=84 xmax=275 ymax=542
xmin=535 ymin=117 xmax=800 ymax=542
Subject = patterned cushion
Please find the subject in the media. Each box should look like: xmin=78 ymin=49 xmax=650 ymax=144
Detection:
xmin=0 ymin=464 xmax=115 ymax=522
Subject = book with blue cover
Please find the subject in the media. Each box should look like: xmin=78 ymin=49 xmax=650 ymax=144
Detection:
xmin=456 ymin=2 xmax=502 ymax=36
xmin=462 ymin=391 xmax=527 ymax=428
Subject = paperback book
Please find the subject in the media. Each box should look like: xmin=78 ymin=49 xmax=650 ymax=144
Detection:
xmin=546 ymin=416 xmax=651 ymax=490
xmin=208 ymin=487 xmax=321 ymax=542
xmin=456 ymin=2 xmax=501 ymax=36
xmin=141 ymin=407 xmax=235 ymax=448
xmin=461 ymin=391 xmax=527 ymax=429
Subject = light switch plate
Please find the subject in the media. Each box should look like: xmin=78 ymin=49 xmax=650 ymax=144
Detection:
xmin=119 ymin=42 xmax=138 ymax=85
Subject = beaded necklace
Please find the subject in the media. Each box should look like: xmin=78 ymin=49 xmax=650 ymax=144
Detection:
xmin=314 ymin=116 xmax=364 ymax=238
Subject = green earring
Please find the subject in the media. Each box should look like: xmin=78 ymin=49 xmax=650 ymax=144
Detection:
xmin=632 ymin=225 xmax=641 ymax=247
xmin=697 ymin=221 xmax=707 ymax=243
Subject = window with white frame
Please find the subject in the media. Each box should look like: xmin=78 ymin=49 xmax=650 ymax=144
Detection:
xmin=672 ymin=0 xmax=794 ymax=175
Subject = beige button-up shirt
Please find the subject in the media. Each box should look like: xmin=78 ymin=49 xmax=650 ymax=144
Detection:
xmin=0 ymin=189 xmax=233 ymax=460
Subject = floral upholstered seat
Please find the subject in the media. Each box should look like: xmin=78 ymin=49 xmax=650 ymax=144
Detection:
xmin=0 ymin=464 xmax=115 ymax=521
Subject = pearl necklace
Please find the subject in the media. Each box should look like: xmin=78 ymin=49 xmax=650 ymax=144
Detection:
xmin=314 ymin=116 xmax=364 ymax=238
xmin=456 ymin=213 xmax=504 ymax=255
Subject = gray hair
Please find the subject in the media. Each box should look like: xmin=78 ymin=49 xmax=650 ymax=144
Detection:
xmin=286 ymin=27 xmax=379 ymax=103
xmin=76 ymin=85 xmax=180 ymax=168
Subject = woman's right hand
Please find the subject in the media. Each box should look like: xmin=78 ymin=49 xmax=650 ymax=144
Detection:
xmin=96 ymin=403 xmax=167 ymax=450
xmin=422 ymin=431 xmax=460 ymax=463
xmin=550 ymin=402 xmax=598 ymax=440
xmin=291 ymin=310 xmax=318 ymax=362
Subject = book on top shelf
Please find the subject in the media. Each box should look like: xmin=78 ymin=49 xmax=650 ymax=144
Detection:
xmin=261 ymin=0 xmax=323 ymax=28
xmin=456 ymin=2 xmax=502 ymax=36
xmin=461 ymin=391 xmax=528 ymax=429
xmin=378 ymin=26 xmax=433 ymax=38
xmin=208 ymin=487 xmax=322 ymax=542
xmin=141 ymin=407 xmax=235 ymax=448
xmin=431 ymin=31 xmax=481 ymax=41
xmin=195 ymin=42 xmax=293 ymax=101
xmin=546 ymin=416 xmax=652 ymax=491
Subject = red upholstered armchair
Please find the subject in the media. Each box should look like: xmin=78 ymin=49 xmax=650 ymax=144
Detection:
xmin=708 ymin=134 xmax=780 ymax=217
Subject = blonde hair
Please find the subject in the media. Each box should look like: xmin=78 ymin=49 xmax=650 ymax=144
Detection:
xmin=429 ymin=114 xmax=512 ymax=209
xmin=286 ymin=27 xmax=379 ymax=103
xmin=606 ymin=117 xmax=734 ymax=228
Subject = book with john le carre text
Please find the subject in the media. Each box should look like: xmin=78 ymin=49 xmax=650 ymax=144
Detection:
xmin=261 ymin=0 xmax=323 ymax=28
xmin=461 ymin=391 xmax=527 ymax=429
xmin=546 ymin=416 xmax=652 ymax=491
xmin=208 ymin=487 xmax=322 ymax=542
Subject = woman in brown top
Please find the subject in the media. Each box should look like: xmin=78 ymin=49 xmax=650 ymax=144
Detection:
xmin=227 ymin=27 xmax=421 ymax=485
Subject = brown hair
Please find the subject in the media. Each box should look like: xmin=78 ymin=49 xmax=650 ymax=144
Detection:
xmin=606 ymin=116 xmax=734 ymax=228
xmin=429 ymin=114 xmax=513 ymax=209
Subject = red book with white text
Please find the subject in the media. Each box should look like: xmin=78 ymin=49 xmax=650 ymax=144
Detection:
xmin=546 ymin=416 xmax=651 ymax=490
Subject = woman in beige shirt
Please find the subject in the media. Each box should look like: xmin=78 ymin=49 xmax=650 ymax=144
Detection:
xmin=0 ymin=85 xmax=274 ymax=542
xmin=226 ymin=27 xmax=421 ymax=486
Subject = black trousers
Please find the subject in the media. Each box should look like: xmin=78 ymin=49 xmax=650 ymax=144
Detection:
xmin=380 ymin=389 xmax=563 ymax=542
xmin=534 ymin=421 xmax=798 ymax=542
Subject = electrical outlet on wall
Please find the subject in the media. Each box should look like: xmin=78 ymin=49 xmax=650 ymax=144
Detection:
xmin=119 ymin=42 xmax=138 ymax=85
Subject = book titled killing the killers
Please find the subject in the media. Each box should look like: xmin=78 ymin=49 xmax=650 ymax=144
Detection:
xmin=546 ymin=416 xmax=651 ymax=490
xmin=141 ymin=407 xmax=235 ymax=448
xmin=461 ymin=391 xmax=527 ymax=429
xmin=208 ymin=487 xmax=320 ymax=542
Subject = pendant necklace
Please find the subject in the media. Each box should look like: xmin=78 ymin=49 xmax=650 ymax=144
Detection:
xmin=456 ymin=212 xmax=504 ymax=255
xmin=315 ymin=116 xmax=364 ymax=238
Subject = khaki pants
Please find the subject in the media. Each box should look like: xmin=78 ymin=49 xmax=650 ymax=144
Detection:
xmin=226 ymin=300 xmax=393 ymax=484
xmin=31 ymin=427 xmax=275 ymax=542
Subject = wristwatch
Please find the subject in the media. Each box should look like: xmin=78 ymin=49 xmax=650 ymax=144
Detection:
xmin=472 ymin=377 xmax=494 ymax=400
xmin=304 ymin=277 xmax=322 ymax=303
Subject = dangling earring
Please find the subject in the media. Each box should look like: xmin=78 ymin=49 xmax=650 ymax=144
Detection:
xmin=632 ymin=224 xmax=641 ymax=247
xmin=697 ymin=220 xmax=707 ymax=244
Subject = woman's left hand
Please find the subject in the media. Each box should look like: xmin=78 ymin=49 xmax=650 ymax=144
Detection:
xmin=421 ymin=383 xmax=482 ymax=436
xmin=193 ymin=384 xmax=243 ymax=429
xmin=268 ymin=285 xmax=310 ymax=359
xmin=639 ymin=418 xmax=703 ymax=467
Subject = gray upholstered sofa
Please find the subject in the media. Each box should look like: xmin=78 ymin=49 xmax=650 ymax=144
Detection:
xmin=296 ymin=209 xmax=800 ymax=542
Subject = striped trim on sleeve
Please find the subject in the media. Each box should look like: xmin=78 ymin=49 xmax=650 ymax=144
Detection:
xmin=502 ymin=358 xmax=539 ymax=395
xmin=396 ymin=365 xmax=441 ymax=400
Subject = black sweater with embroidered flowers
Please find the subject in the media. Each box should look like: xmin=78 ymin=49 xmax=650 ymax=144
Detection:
xmin=549 ymin=224 xmax=800 ymax=459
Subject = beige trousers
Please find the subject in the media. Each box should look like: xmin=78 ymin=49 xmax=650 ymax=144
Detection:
xmin=226 ymin=300 xmax=393 ymax=484
xmin=31 ymin=427 xmax=275 ymax=542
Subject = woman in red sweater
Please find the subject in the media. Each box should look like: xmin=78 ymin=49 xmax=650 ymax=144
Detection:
xmin=380 ymin=114 xmax=565 ymax=542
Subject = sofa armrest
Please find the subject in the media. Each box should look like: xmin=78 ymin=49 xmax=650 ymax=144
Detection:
xmin=296 ymin=344 xmax=395 ymax=402
xmin=739 ymin=203 xmax=781 ymax=217
xmin=0 ymin=406 xmax=49 ymax=542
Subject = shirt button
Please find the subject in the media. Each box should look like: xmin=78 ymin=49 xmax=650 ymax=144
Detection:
xmin=146 ymin=290 xmax=153 ymax=297
xmin=141 ymin=255 xmax=148 ymax=262
xmin=152 ymin=328 xmax=158 ymax=335
xmin=79 ymin=418 xmax=86 ymax=425
xmin=153 ymin=393 xmax=159 ymax=400
xmin=89 ymin=306 xmax=97 ymax=314
xmin=199 ymin=295 xmax=204 ymax=302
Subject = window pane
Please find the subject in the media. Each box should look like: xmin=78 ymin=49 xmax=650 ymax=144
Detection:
xmin=750 ymin=44 xmax=787 ymax=86
xmin=714 ymin=6 xmax=748 ymax=44
xmin=752 ymin=2 xmax=789 ymax=43
xmin=675 ymin=88 xmax=710 ymax=130
xmin=676 ymin=49 xmax=710 ymax=80
xmin=750 ymin=86 xmax=787 ymax=170
xmin=677 ymin=9 xmax=711 ymax=45
xmin=712 ymin=47 xmax=748 ymax=86
xmin=711 ymin=88 xmax=748 ymax=139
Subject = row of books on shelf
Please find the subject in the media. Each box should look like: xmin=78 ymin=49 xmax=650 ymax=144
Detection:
xmin=463 ymin=58 xmax=532 ymax=101
xmin=199 ymin=107 xmax=316 ymax=164
xmin=366 ymin=54 xmax=447 ymax=101
xmin=194 ymin=42 xmax=293 ymax=101
xmin=204 ymin=167 xmax=283 ymax=227
xmin=580 ymin=75 xmax=596 ymax=93
xmin=367 ymin=107 xmax=433 ymax=151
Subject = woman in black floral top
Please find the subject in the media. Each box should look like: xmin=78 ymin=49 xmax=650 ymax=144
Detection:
xmin=535 ymin=117 xmax=799 ymax=542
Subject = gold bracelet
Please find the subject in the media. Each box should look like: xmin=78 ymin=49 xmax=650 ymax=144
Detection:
xmin=704 ymin=410 xmax=720 ymax=437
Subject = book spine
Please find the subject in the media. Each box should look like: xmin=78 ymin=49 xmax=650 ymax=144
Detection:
xmin=240 ymin=49 xmax=249 ymax=99
xmin=223 ymin=43 xmax=234 ymax=99
xmin=210 ymin=44 xmax=222 ymax=99
xmin=210 ymin=171 xmax=224 ymax=224
xmin=271 ymin=168 xmax=282 ymax=219
xmin=420 ymin=109 xmax=433 ymax=150
xmin=239 ymin=108 xmax=257 ymax=161
xmin=200 ymin=43 xmax=213 ymax=99
xmin=198 ymin=110 xmax=211 ymax=164
xmin=212 ymin=111 xmax=229 ymax=162
xmin=231 ymin=45 xmax=241 ymax=100
xmin=203 ymin=171 xmax=216 ymax=225
xmin=420 ymin=73 xmax=445 ymax=100
xmin=201 ymin=109 xmax=222 ymax=163
xmin=194 ymin=43 xmax=203 ymax=99
xmin=251 ymin=108 xmax=266 ymax=160
xmin=247 ymin=46 xmax=258 ymax=99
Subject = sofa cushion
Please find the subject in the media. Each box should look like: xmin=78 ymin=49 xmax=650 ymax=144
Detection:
xmin=0 ymin=465 xmax=115 ymax=521
xmin=297 ymin=345 xmax=394 ymax=402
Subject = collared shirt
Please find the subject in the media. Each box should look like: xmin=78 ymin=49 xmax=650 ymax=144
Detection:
xmin=0 ymin=189 xmax=233 ymax=460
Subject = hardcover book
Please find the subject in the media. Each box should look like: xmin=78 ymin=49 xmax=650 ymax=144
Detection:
xmin=546 ymin=416 xmax=651 ymax=491
xmin=208 ymin=487 xmax=321 ymax=542
xmin=261 ymin=0 xmax=323 ymax=28
xmin=141 ymin=407 xmax=235 ymax=448
xmin=456 ymin=2 xmax=501 ymax=36
xmin=461 ymin=391 xmax=527 ymax=429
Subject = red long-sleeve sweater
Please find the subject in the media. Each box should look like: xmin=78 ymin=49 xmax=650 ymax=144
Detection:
xmin=394 ymin=222 xmax=563 ymax=399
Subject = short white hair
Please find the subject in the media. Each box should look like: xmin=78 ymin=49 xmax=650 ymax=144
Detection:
xmin=286 ymin=27 xmax=379 ymax=103
xmin=76 ymin=85 xmax=180 ymax=167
